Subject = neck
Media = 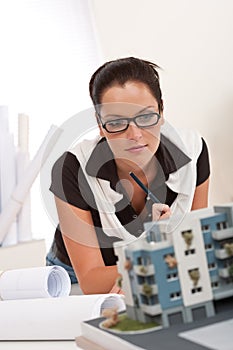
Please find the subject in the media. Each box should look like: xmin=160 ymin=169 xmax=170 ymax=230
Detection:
xmin=116 ymin=157 xmax=157 ymax=184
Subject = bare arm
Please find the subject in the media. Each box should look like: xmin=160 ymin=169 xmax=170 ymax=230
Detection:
xmin=54 ymin=196 xmax=120 ymax=294
xmin=191 ymin=178 xmax=210 ymax=210
xmin=54 ymin=178 xmax=209 ymax=294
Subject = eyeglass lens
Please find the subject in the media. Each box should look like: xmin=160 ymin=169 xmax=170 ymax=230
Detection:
xmin=103 ymin=112 xmax=160 ymax=133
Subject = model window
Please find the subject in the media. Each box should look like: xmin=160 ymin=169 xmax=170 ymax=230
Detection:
xmin=208 ymin=262 xmax=216 ymax=269
xmin=137 ymin=256 xmax=143 ymax=265
xmin=216 ymin=221 xmax=227 ymax=230
xmin=211 ymin=281 xmax=219 ymax=289
xmin=205 ymin=243 xmax=213 ymax=250
xmin=191 ymin=287 xmax=202 ymax=294
xmin=185 ymin=248 xmax=196 ymax=255
xmin=167 ymin=272 xmax=178 ymax=280
xmin=170 ymin=291 xmax=181 ymax=300
xmin=202 ymin=224 xmax=210 ymax=232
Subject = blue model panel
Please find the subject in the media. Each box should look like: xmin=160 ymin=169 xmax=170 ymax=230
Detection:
xmin=206 ymin=250 xmax=216 ymax=263
xmin=125 ymin=249 xmax=141 ymax=302
xmin=130 ymin=247 xmax=183 ymax=310
xmin=206 ymin=249 xmax=215 ymax=259
xmin=149 ymin=246 xmax=183 ymax=310
xmin=130 ymin=249 xmax=162 ymax=310
xmin=215 ymin=260 xmax=225 ymax=269
xmin=208 ymin=269 xmax=218 ymax=278
xmin=131 ymin=250 xmax=152 ymax=267
xmin=205 ymin=248 xmax=218 ymax=280
xmin=202 ymin=231 xmax=213 ymax=244
xmin=200 ymin=213 xmax=228 ymax=230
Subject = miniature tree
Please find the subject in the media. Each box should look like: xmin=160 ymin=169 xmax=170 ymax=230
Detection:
xmin=116 ymin=275 xmax=123 ymax=289
xmin=182 ymin=230 xmax=193 ymax=249
xmin=139 ymin=265 xmax=148 ymax=274
xmin=224 ymin=243 xmax=233 ymax=257
xmin=142 ymin=283 xmax=153 ymax=297
xmin=189 ymin=268 xmax=200 ymax=286
xmin=124 ymin=258 xmax=132 ymax=271
xmin=228 ymin=264 xmax=233 ymax=277
xmin=164 ymin=254 xmax=177 ymax=268
xmin=102 ymin=307 xmax=119 ymax=328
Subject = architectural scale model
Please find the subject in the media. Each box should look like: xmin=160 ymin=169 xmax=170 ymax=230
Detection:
xmin=114 ymin=203 xmax=233 ymax=329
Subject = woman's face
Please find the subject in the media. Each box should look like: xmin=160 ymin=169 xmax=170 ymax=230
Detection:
xmin=98 ymin=81 xmax=164 ymax=170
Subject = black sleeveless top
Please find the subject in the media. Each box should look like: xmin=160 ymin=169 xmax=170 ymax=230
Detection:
xmin=49 ymin=136 xmax=210 ymax=266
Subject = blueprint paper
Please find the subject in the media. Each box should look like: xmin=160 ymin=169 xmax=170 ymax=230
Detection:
xmin=0 ymin=294 xmax=125 ymax=340
xmin=0 ymin=266 xmax=71 ymax=299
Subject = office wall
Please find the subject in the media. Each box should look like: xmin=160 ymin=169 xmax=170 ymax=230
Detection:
xmin=90 ymin=0 xmax=233 ymax=205
xmin=0 ymin=0 xmax=101 ymax=248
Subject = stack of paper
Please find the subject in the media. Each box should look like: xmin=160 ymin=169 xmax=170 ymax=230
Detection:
xmin=0 ymin=114 xmax=62 ymax=245
xmin=0 ymin=266 xmax=125 ymax=341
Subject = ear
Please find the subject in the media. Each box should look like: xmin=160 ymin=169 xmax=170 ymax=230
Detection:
xmin=160 ymin=100 xmax=165 ymax=125
xmin=160 ymin=111 xmax=165 ymax=125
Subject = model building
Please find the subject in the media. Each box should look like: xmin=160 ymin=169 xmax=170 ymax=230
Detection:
xmin=114 ymin=203 xmax=233 ymax=328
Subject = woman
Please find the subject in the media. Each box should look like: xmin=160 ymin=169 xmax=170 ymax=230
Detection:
xmin=46 ymin=57 xmax=210 ymax=294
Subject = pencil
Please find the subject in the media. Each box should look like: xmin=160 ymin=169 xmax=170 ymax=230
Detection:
xmin=129 ymin=171 xmax=160 ymax=204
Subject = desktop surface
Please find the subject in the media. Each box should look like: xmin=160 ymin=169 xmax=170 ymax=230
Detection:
xmin=0 ymin=340 xmax=79 ymax=350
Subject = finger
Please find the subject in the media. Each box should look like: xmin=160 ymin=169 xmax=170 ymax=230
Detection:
xmin=152 ymin=203 xmax=166 ymax=221
xmin=160 ymin=209 xmax=171 ymax=220
xmin=152 ymin=203 xmax=171 ymax=221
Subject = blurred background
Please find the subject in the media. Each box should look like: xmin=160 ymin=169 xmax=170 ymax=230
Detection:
xmin=0 ymin=0 xmax=232 ymax=250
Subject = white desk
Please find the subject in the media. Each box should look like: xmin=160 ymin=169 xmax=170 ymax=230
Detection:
xmin=0 ymin=341 xmax=81 ymax=349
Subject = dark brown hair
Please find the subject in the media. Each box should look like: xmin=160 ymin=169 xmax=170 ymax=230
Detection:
xmin=89 ymin=57 xmax=163 ymax=113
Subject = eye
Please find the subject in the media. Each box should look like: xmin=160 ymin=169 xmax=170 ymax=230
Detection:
xmin=136 ymin=113 xmax=155 ymax=123
xmin=108 ymin=119 xmax=125 ymax=126
xmin=106 ymin=119 xmax=127 ymax=129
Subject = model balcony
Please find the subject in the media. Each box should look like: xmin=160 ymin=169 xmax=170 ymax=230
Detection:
xmin=219 ymin=267 xmax=230 ymax=278
xmin=134 ymin=264 xmax=155 ymax=276
xmin=138 ymin=283 xmax=158 ymax=295
xmin=215 ymin=249 xmax=230 ymax=259
xmin=141 ymin=303 xmax=162 ymax=316
xmin=212 ymin=227 xmax=233 ymax=240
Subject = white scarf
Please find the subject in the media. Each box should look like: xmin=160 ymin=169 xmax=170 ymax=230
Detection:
xmin=70 ymin=135 xmax=136 ymax=242
xmin=70 ymin=121 xmax=202 ymax=240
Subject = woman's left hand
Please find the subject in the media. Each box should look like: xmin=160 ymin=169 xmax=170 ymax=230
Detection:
xmin=152 ymin=203 xmax=171 ymax=221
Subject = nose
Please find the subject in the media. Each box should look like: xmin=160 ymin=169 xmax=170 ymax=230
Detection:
xmin=126 ymin=121 xmax=142 ymax=141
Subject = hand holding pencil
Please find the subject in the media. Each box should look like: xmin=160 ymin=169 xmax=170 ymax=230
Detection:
xmin=129 ymin=171 xmax=171 ymax=221
xmin=152 ymin=203 xmax=171 ymax=221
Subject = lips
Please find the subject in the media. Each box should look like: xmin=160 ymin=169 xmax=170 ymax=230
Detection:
xmin=125 ymin=145 xmax=147 ymax=152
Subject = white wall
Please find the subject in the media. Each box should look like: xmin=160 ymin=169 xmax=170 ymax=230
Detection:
xmin=90 ymin=0 xmax=233 ymax=205
xmin=0 ymin=0 xmax=101 ymax=249
xmin=1 ymin=0 xmax=232 ymax=251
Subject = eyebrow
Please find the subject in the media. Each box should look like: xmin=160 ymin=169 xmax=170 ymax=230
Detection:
xmin=103 ymin=106 xmax=156 ymax=119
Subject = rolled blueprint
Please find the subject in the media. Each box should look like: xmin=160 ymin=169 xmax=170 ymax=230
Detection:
xmin=0 ymin=266 xmax=71 ymax=300
xmin=0 ymin=125 xmax=62 ymax=244
xmin=0 ymin=293 xmax=126 ymax=340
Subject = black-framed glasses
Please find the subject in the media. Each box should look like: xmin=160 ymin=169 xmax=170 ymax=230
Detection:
xmin=99 ymin=112 xmax=161 ymax=133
